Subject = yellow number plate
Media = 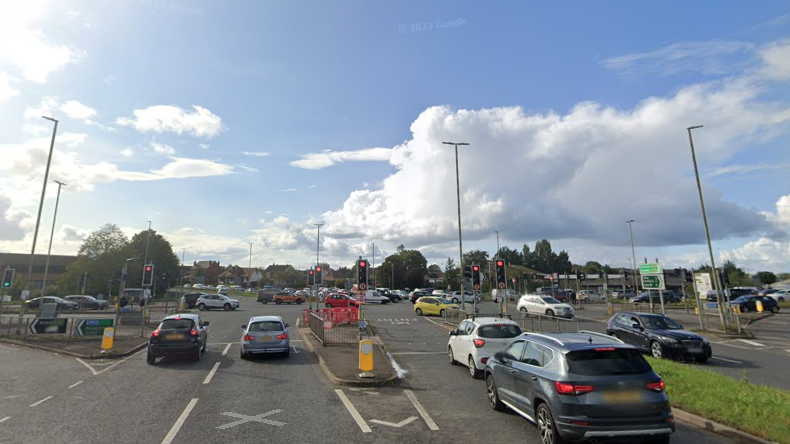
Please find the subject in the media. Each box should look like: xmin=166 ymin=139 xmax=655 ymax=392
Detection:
xmin=602 ymin=391 xmax=643 ymax=403
xmin=165 ymin=334 xmax=183 ymax=340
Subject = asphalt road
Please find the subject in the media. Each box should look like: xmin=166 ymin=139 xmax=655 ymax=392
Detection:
xmin=0 ymin=298 xmax=746 ymax=444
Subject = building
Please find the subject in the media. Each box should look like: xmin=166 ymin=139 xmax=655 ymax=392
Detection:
xmin=0 ymin=252 xmax=78 ymax=292
xmin=190 ymin=261 xmax=222 ymax=286
xmin=218 ymin=265 xmax=264 ymax=287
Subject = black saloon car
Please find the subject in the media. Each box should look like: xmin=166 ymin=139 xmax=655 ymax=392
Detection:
xmin=147 ymin=314 xmax=209 ymax=364
xmin=607 ymin=312 xmax=712 ymax=362
xmin=730 ymin=295 xmax=780 ymax=314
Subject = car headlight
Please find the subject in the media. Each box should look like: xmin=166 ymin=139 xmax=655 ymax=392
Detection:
xmin=702 ymin=338 xmax=710 ymax=345
xmin=663 ymin=337 xmax=682 ymax=346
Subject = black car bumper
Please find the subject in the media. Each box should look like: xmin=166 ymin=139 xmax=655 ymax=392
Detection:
xmin=148 ymin=342 xmax=200 ymax=357
xmin=557 ymin=413 xmax=675 ymax=442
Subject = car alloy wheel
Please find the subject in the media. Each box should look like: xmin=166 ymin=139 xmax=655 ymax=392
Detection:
xmin=448 ymin=346 xmax=457 ymax=365
xmin=486 ymin=374 xmax=505 ymax=411
xmin=224 ymin=303 xmax=231 ymax=311
xmin=468 ymin=356 xmax=480 ymax=379
xmin=275 ymin=299 xmax=283 ymax=305
xmin=416 ymin=308 xmax=423 ymax=316
xmin=537 ymin=404 xmax=560 ymax=444
xmin=440 ymin=309 xmax=446 ymax=317
xmin=546 ymin=309 xmax=555 ymax=317
xmin=198 ymin=304 xmax=206 ymax=311
xmin=651 ymin=341 xmax=665 ymax=359
xmin=770 ymin=306 xmax=779 ymax=313
xmin=452 ymin=298 xmax=459 ymax=304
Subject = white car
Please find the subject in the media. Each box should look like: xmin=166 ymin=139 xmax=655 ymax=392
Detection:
xmin=517 ymin=294 xmax=575 ymax=318
xmin=193 ymin=284 xmax=207 ymax=289
xmin=446 ymin=291 xmax=480 ymax=304
xmin=766 ymin=289 xmax=789 ymax=302
xmin=196 ymin=294 xmax=240 ymax=311
xmin=361 ymin=291 xmax=390 ymax=305
xmin=578 ymin=290 xmax=606 ymax=302
xmin=447 ymin=317 xmax=523 ymax=379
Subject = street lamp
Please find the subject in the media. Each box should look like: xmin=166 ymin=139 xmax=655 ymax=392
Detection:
xmin=371 ymin=242 xmax=375 ymax=290
xmin=25 ymin=116 xmax=59 ymax=299
xmin=141 ymin=221 xmax=152 ymax=307
xmin=248 ymin=242 xmax=254 ymax=287
xmin=311 ymin=223 xmax=324 ymax=310
xmin=40 ymin=180 xmax=66 ymax=298
xmin=687 ymin=125 xmax=728 ymax=330
xmin=443 ymin=141 xmax=470 ymax=312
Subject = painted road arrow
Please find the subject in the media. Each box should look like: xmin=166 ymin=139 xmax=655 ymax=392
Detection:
xmin=369 ymin=416 xmax=417 ymax=428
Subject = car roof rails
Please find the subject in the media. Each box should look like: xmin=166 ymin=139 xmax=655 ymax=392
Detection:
xmin=466 ymin=312 xmax=512 ymax=321
xmin=524 ymin=332 xmax=565 ymax=346
xmin=578 ymin=330 xmax=624 ymax=344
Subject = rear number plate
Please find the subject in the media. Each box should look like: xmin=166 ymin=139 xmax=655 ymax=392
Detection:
xmin=602 ymin=391 xmax=643 ymax=403
xmin=260 ymin=336 xmax=273 ymax=341
xmin=165 ymin=334 xmax=184 ymax=340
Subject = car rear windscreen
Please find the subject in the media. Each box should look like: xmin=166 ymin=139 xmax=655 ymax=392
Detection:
xmin=160 ymin=319 xmax=195 ymax=330
xmin=249 ymin=321 xmax=284 ymax=332
xmin=478 ymin=324 xmax=522 ymax=338
xmin=566 ymin=348 xmax=652 ymax=376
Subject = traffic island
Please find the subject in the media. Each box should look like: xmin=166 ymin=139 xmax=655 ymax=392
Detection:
xmin=297 ymin=326 xmax=398 ymax=387
xmin=0 ymin=335 xmax=148 ymax=359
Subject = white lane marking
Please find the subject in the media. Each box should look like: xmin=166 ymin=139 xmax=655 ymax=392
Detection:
xmin=370 ymin=416 xmax=417 ymax=428
xmin=75 ymin=351 xmax=140 ymax=377
xmin=160 ymin=398 xmax=199 ymax=444
xmin=423 ymin=318 xmax=444 ymax=327
xmin=68 ymin=380 xmax=84 ymax=389
xmin=738 ymin=339 xmax=766 ymax=347
xmin=203 ymin=362 xmax=221 ymax=385
xmin=0 ymin=416 xmax=10 ymax=424
xmin=76 ymin=358 xmax=98 ymax=376
xmin=291 ymin=346 xmax=299 ymax=354
xmin=222 ymin=343 xmax=232 ymax=356
xmin=295 ymin=318 xmax=301 ymax=327
xmin=711 ymin=356 xmax=742 ymax=364
xmin=390 ymin=352 xmax=446 ymax=355
xmin=710 ymin=341 xmax=750 ymax=350
xmin=404 ymin=389 xmax=439 ymax=431
xmin=334 ymin=389 xmax=372 ymax=433
xmin=385 ymin=351 xmax=408 ymax=378
xmin=29 ymin=396 xmax=53 ymax=407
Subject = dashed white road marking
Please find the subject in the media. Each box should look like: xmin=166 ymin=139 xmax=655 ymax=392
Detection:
xmin=68 ymin=380 xmax=84 ymax=389
xmin=29 ymin=396 xmax=53 ymax=407
xmin=711 ymin=356 xmax=741 ymax=364
xmin=738 ymin=339 xmax=766 ymax=347
xmin=160 ymin=398 xmax=199 ymax=444
xmin=0 ymin=416 xmax=10 ymax=424
xmin=335 ymin=389 xmax=372 ymax=433
xmin=222 ymin=343 xmax=232 ymax=356
xmin=203 ymin=362 xmax=221 ymax=385
xmin=404 ymin=389 xmax=439 ymax=431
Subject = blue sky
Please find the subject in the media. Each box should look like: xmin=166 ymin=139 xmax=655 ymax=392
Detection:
xmin=1 ymin=0 xmax=789 ymax=273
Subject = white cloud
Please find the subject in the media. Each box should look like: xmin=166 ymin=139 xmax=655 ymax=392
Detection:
xmin=721 ymin=238 xmax=790 ymax=273
xmin=59 ymin=99 xmax=97 ymax=119
xmin=290 ymin=147 xmax=393 ymax=170
xmin=0 ymin=71 xmax=19 ymax=103
xmin=22 ymin=123 xmax=48 ymax=136
xmin=199 ymin=143 xmax=210 ymax=149
xmin=24 ymin=97 xmax=98 ymax=123
xmin=121 ymin=148 xmax=133 ymax=158
xmin=0 ymin=2 xmax=86 ymax=83
xmin=242 ymin=151 xmax=270 ymax=157
xmin=67 ymin=10 xmax=80 ymax=17
xmin=759 ymin=39 xmax=790 ymax=80
xmin=280 ymin=188 xmax=298 ymax=192
xmin=115 ymin=105 xmax=224 ymax=138
xmin=104 ymin=75 xmax=116 ymax=85
xmin=150 ymin=140 xmax=175 ymax=155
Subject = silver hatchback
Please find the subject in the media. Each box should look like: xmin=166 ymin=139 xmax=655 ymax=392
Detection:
xmin=240 ymin=316 xmax=291 ymax=359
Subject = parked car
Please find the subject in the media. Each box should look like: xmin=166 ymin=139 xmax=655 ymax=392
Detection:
xmin=536 ymin=288 xmax=568 ymax=302
xmin=147 ymin=313 xmax=209 ymax=364
xmin=447 ymin=317 xmax=522 ymax=379
xmin=606 ymin=312 xmax=712 ymax=362
xmin=240 ymin=315 xmax=290 ymax=359
xmin=765 ymin=289 xmax=789 ymax=302
xmin=485 ymin=331 xmax=674 ymax=444
xmin=630 ymin=291 xmax=679 ymax=304
xmin=180 ymin=292 xmax=205 ymax=309
xmin=414 ymin=296 xmax=459 ymax=317
xmin=446 ymin=290 xmax=480 ymax=304
xmin=517 ymin=295 xmax=575 ymax=318
xmin=409 ymin=290 xmax=432 ymax=304
xmin=272 ymin=291 xmax=305 ymax=305
xmin=577 ymin=290 xmax=605 ymax=302
xmin=360 ymin=291 xmax=390 ymax=305
xmin=64 ymin=295 xmax=108 ymax=310
xmin=257 ymin=290 xmax=278 ymax=304
xmin=24 ymin=296 xmax=78 ymax=311
xmin=324 ymin=293 xmax=359 ymax=308
xmin=730 ymin=295 xmax=780 ymax=313
xmin=196 ymin=294 xmax=240 ymax=311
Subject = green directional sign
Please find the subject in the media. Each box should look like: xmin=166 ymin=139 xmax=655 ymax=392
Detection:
xmin=76 ymin=319 xmax=115 ymax=336
xmin=641 ymin=275 xmax=665 ymax=290
xmin=639 ymin=263 xmax=662 ymax=274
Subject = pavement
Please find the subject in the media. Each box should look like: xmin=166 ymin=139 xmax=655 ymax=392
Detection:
xmin=0 ymin=298 xmax=780 ymax=444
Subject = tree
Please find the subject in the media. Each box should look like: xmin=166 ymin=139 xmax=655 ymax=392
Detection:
xmin=463 ymin=250 xmax=490 ymax=270
xmin=554 ymin=251 xmax=572 ymax=273
xmin=531 ymin=239 xmax=555 ymax=273
xmin=496 ymin=246 xmax=522 ymax=266
xmin=521 ymin=244 xmax=533 ymax=269
xmin=406 ymin=268 xmax=426 ymax=290
xmin=584 ymin=261 xmax=603 ymax=274
xmin=127 ymin=229 xmax=180 ymax=297
xmin=78 ymin=224 xmax=129 ymax=259
xmin=428 ymin=264 xmax=442 ymax=273
xmin=755 ymin=271 xmax=777 ymax=286
xmin=778 ymin=273 xmax=790 ymax=282
xmin=444 ymin=258 xmax=458 ymax=290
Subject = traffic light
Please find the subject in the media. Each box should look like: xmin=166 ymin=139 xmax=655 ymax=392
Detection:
xmin=357 ymin=260 xmax=368 ymax=290
xmin=471 ymin=265 xmax=481 ymax=290
xmin=308 ymin=269 xmax=315 ymax=285
xmin=143 ymin=264 xmax=154 ymax=286
xmin=579 ymin=273 xmax=586 ymax=281
xmin=315 ymin=266 xmax=323 ymax=285
xmin=495 ymin=260 xmax=506 ymax=289
xmin=463 ymin=267 xmax=472 ymax=281
xmin=576 ymin=272 xmax=581 ymax=281
xmin=1 ymin=268 xmax=14 ymax=289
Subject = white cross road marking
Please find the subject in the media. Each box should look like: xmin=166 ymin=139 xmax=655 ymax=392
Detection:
xmin=404 ymin=389 xmax=439 ymax=431
xmin=0 ymin=416 xmax=10 ymax=424
xmin=216 ymin=410 xmax=286 ymax=429
xmin=370 ymin=416 xmax=418 ymax=428
xmin=68 ymin=380 xmax=84 ymax=389
xmin=738 ymin=339 xmax=766 ymax=347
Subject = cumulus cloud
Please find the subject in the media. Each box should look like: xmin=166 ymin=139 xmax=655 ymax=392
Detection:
xmin=290 ymin=147 xmax=392 ymax=170
xmin=24 ymin=97 xmax=97 ymax=123
xmin=115 ymin=105 xmax=224 ymax=138
xmin=242 ymin=151 xmax=270 ymax=157
xmin=59 ymin=99 xmax=97 ymax=119
xmin=759 ymin=39 xmax=790 ymax=80
xmin=0 ymin=71 xmax=19 ymax=103
xmin=150 ymin=140 xmax=175 ymax=155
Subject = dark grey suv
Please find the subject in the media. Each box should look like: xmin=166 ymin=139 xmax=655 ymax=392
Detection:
xmin=485 ymin=331 xmax=674 ymax=444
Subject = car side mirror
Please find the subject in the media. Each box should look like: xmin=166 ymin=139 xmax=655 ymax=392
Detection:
xmin=494 ymin=351 xmax=507 ymax=363
xmin=285 ymin=323 xmax=290 ymax=328
xmin=203 ymin=321 xmax=210 ymax=326
xmin=449 ymin=331 xmax=456 ymax=336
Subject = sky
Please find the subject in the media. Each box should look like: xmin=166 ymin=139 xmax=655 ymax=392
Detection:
xmin=1 ymin=0 xmax=789 ymax=274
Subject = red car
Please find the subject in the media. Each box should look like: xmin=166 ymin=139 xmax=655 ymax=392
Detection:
xmin=325 ymin=293 xmax=359 ymax=308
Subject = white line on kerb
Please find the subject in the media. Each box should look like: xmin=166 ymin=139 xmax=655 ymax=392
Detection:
xmin=0 ymin=416 xmax=10 ymax=424
xmin=711 ymin=356 xmax=741 ymax=364
xmin=203 ymin=362 xmax=221 ymax=384
xmin=68 ymin=380 xmax=84 ymax=389
xmin=160 ymin=398 xmax=198 ymax=444
xmin=334 ymin=389 xmax=372 ymax=433
xmin=738 ymin=339 xmax=766 ymax=347
xmin=29 ymin=396 xmax=53 ymax=407
xmin=222 ymin=343 xmax=232 ymax=356
xmin=404 ymin=389 xmax=439 ymax=431
xmin=390 ymin=352 xmax=446 ymax=355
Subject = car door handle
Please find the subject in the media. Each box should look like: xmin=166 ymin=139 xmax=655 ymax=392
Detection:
xmin=531 ymin=376 xmax=538 ymax=381
xmin=509 ymin=369 xmax=515 ymax=374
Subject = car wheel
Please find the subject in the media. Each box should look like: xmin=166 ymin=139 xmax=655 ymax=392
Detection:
xmin=326 ymin=303 xmax=332 ymax=308
xmin=416 ymin=308 xmax=423 ymax=316
xmin=448 ymin=346 xmax=457 ymax=365
xmin=536 ymin=403 xmax=563 ymax=444
xmin=546 ymin=309 xmax=555 ymax=317
xmin=486 ymin=374 xmax=506 ymax=412
xmin=296 ymin=299 xmax=303 ymax=305
xmin=468 ymin=356 xmax=481 ymax=379
xmin=261 ymin=300 xmax=268 ymax=304
xmin=696 ymin=356 xmax=710 ymax=363
xmin=224 ymin=303 xmax=231 ymax=311
xmin=740 ymin=305 xmax=749 ymax=313
xmin=275 ymin=299 xmax=283 ymax=305
xmin=194 ymin=347 xmax=202 ymax=362
xmin=198 ymin=303 xmax=206 ymax=311
xmin=452 ymin=298 xmax=459 ymax=304
xmin=283 ymin=348 xmax=290 ymax=358
xmin=650 ymin=341 xmax=665 ymax=359
xmin=240 ymin=349 xmax=248 ymax=360
xmin=770 ymin=305 xmax=779 ymax=313
xmin=146 ymin=350 xmax=156 ymax=365
xmin=520 ymin=307 xmax=528 ymax=316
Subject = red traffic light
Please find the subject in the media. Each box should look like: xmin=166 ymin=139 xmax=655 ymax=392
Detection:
xmin=473 ymin=266 xmax=479 ymax=271
xmin=316 ymin=266 xmax=322 ymax=272
xmin=360 ymin=261 xmax=366 ymax=267
xmin=309 ymin=270 xmax=314 ymax=275
xmin=145 ymin=266 xmax=152 ymax=272
xmin=497 ymin=261 xmax=504 ymax=267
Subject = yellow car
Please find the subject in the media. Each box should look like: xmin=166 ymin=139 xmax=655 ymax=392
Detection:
xmin=414 ymin=296 xmax=459 ymax=317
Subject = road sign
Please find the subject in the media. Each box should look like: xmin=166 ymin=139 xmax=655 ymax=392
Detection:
xmin=473 ymin=284 xmax=480 ymax=291
xmin=694 ymin=273 xmax=712 ymax=295
xmin=641 ymin=275 xmax=665 ymax=290
xmin=29 ymin=318 xmax=67 ymax=334
xmin=498 ymin=282 xmax=506 ymax=289
xmin=639 ymin=263 xmax=662 ymax=274
xmin=76 ymin=318 xmax=115 ymax=336
xmin=705 ymin=302 xmax=718 ymax=310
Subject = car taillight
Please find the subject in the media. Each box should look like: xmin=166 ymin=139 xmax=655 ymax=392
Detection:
xmin=243 ymin=334 xmax=254 ymax=341
xmin=553 ymin=381 xmax=594 ymax=395
xmin=190 ymin=328 xmax=198 ymax=336
xmin=646 ymin=381 xmax=665 ymax=392
xmin=277 ymin=333 xmax=288 ymax=340
xmin=151 ymin=330 xmax=160 ymax=337
xmin=473 ymin=339 xmax=485 ymax=348
xmin=481 ymin=357 xmax=488 ymax=364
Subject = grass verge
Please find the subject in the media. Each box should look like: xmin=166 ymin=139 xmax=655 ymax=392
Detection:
xmin=647 ymin=357 xmax=790 ymax=444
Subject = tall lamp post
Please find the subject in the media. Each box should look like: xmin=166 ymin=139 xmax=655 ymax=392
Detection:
xmin=443 ymin=141 xmax=469 ymax=312
xmin=40 ymin=180 xmax=66 ymax=298
xmin=141 ymin=221 xmax=152 ymax=307
xmin=312 ymin=223 xmax=324 ymax=310
xmin=248 ymin=242 xmax=254 ymax=288
xmin=26 ymin=116 xmax=59 ymax=302
xmin=687 ymin=125 xmax=727 ymax=330
xmin=371 ymin=243 xmax=375 ymax=290
xmin=495 ymin=230 xmax=502 ymax=310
